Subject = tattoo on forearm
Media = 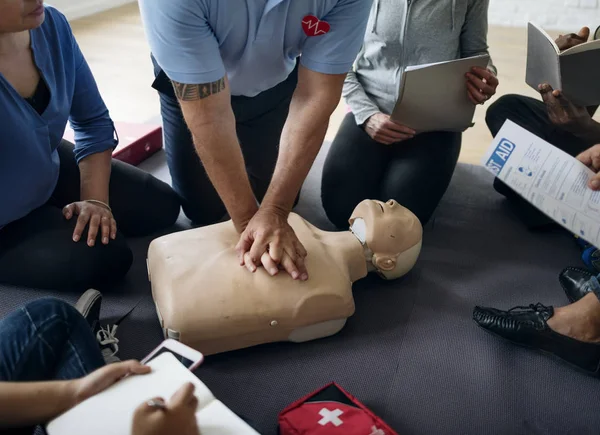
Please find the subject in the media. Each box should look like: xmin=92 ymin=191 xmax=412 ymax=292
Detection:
xmin=171 ymin=77 xmax=226 ymax=101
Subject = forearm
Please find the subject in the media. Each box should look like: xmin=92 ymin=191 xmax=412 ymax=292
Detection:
xmin=343 ymin=71 xmax=380 ymax=125
xmin=78 ymin=149 xmax=112 ymax=204
xmin=261 ymin=91 xmax=337 ymax=213
xmin=190 ymin=110 xmax=258 ymax=228
xmin=0 ymin=381 xmax=76 ymax=428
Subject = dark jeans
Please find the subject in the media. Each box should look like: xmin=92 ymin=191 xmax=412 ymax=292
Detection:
xmin=0 ymin=298 xmax=104 ymax=434
xmin=485 ymin=94 xmax=592 ymax=229
xmin=321 ymin=112 xmax=462 ymax=228
xmin=0 ymin=141 xmax=180 ymax=291
xmin=151 ymin=56 xmax=297 ymax=225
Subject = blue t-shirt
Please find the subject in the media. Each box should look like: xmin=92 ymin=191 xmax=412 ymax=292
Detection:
xmin=139 ymin=0 xmax=373 ymax=97
xmin=0 ymin=6 xmax=117 ymax=228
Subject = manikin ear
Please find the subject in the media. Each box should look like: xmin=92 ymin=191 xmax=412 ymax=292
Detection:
xmin=373 ymin=254 xmax=396 ymax=272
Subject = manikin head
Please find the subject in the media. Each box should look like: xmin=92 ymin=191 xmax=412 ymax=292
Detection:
xmin=349 ymin=199 xmax=423 ymax=280
xmin=0 ymin=0 xmax=45 ymax=34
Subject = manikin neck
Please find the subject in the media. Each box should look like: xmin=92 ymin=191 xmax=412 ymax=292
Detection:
xmin=318 ymin=229 xmax=369 ymax=283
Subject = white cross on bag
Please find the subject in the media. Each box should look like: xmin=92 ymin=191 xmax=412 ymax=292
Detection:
xmin=318 ymin=408 xmax=344 ymax=427
xmin=369 ymin=426 xmax=386 ymax=435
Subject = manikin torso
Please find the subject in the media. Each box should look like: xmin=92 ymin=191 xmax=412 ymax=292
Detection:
xmin=147 ymin=201 xmax=422 ymax=355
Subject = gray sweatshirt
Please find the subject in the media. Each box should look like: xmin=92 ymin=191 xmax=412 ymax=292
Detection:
xmin=344 ymin=0 xmax=496 ymax=125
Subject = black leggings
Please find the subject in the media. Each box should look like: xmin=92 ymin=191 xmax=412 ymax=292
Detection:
xmin=321 ymin=112 xmax=462 ymax=228
xmin=0 ymin=141 xmax=180 ymax=292
xmin=485 ymin=94 xmax=591 ymax=229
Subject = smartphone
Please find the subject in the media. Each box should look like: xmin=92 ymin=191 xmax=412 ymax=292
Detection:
xmin=141 ymin=339 xmax=204 ymax=371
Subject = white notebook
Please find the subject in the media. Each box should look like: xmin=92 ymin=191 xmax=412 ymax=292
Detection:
xmin=46 ymin=352 xmax=260 ymax=435
xmin=390 ymin=54 xmax=490 ymax=133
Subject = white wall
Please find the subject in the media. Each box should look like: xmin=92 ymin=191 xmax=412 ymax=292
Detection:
xmin=489 ymin=0 xmax=600 ymax=30
xmin=47 ymin=0 xmax=135 ymax=21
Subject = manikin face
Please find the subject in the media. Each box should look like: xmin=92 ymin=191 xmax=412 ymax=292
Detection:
xmin=349 ymin=199 xmax=422 ymax=274
xmin=0 ymin=0 xmax=45 ymax=34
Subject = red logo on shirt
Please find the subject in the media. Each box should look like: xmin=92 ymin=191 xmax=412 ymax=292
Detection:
xmin=302 ymin=15 xmax=330 ymax=36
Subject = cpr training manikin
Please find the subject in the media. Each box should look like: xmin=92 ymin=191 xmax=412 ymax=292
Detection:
xmin=146 ymin=199 xmax=423 ymax=355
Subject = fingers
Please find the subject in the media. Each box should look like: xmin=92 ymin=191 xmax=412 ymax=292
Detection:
xmin=261 ymin=251 xmax=279 ymax=276
xmin=63 ymin=203 xmax=76 ymax=220
xmin=100 ymin=360 xmax=151 ymax=383
xmin=247 ymin=235 xmax=269 ymax=270
xmin=235 ymin=236 xmax=252 ymax=266
xmin=466 ymin=71 xmax=495 ymax=97
xmin=578 ymin=145 xmax=600 ymax=169
xmin=170 ymin=382 xmax=197 ymax=410
xmin=384 ymin=120 xmax=416 ymax=136
xmin=280 ymin=252 xmax=301 ymax=280
xmin=110 ymin=217 xmax=117 ymax=240
xmin=99 ymin=216 xmax=110 ymax=245
xmin=87 ymin=214 xmax=101 ymax=247
xmin=466 ymin=81 xmax=487 ymax=104
xmin=294 ymin=240 xmax=308 ymax=259
xmin=578 ymin=26 xmax=591 ymax=40
xmin=470 ymin=67 xmax=499 ymax=87
xmin=590 ymin=173 xmax=600 ymax=190
xmin=243 ymin=252 xmax=257 ymax=273
xmin=268 ymin=240 xmax=283 ymax=263
xmin=467 ymin=88 xmax=480 ymax=106
xmin=139 ymin=397 xmax=166 ymax=414
xmin=73 ymin=211 xmax=90 ymax=243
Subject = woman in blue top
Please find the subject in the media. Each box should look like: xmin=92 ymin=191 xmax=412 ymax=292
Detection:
xmin=0 ymin=1 xmax=180 ymax=291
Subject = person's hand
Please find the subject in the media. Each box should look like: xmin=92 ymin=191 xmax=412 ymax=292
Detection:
xmin=539 ymin=83 xmax=593 ymax=134
xmin=466 ymin=67 xmax=499 ymax=105
xmin=364 ymin=113 xmax=416 ymax=145
xmin=235 ymin=207 xmax=308 ymax=280
xmin=63 ymin=200 xmax=116 ymax=247
xmin=132 ymin=382 xmax=200 ymax=435
xmin=577 ymin=144 xmax=600 ymax=190
xmin=555 ymin=27 xmax=589 ymax=51
xmin=70 ymin=360 xmax=151 ymax=405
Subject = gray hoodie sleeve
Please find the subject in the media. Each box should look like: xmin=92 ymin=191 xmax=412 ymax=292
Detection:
xmin=460 ymin=0 xmax=497 ymax=75
xmin=343 ymin=63 xmax=381 ymax=126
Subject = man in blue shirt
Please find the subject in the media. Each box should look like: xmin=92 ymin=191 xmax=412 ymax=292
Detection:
xmin=139 ymin=0 xmax=372 ymax=281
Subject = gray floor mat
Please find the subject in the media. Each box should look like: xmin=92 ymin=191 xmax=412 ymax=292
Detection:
xmin=2 ymin=144 xmax=600 ymax=435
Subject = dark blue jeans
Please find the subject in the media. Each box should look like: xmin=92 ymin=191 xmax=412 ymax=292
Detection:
xmin=0 ymin=298 xmax=104 ymax=382
xmin=150 ymin=55 xmax=297 ymax=225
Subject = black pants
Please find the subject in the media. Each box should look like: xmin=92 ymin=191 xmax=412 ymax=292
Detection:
xmin=485 ymin=94 xmax=591 ymax=229
xmin=0 ymin=141 xmax=180 ymax=292
xmin=151 ymin=56 xmax=298 ymax=225
xmin=321 ymin=112 xmax=462 ymax=228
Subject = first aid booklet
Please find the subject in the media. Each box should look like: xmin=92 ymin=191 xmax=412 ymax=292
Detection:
xmin=482 ymin=120 xmax=600 ymax=247
xmin=46 ymin=352 xmax=260 ymax=435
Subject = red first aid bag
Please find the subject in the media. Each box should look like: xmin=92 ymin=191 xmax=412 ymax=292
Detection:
xmin=278 ymin=382 xmax=398 ymax=435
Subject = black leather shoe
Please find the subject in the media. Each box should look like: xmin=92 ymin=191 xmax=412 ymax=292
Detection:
xmin=559 ymin=267 xmax=596 ymax=303
xmin=473 ymin=303 xmax=600 ymax=376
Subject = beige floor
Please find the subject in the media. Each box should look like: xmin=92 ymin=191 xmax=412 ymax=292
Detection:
xmin=71 ymin=4 xmax=565 ymax=166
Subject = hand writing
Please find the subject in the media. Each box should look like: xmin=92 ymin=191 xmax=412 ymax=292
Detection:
xmin=364 ymin=113 xmax=416 ymax=145
xmin=63 ymin=200 xmax=116 ymax=247
xmin=577 ymin=144 xmax=600 ymax=190
xmin=235 ymin=207 xmax=308 ymax=280
xmin=132 ymin=382 xmax=200 ymax=435
xmin=466 ymin=67 xmax=499 ymax=105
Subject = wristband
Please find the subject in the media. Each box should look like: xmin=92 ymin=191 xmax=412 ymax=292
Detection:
xmin=84 ymin=199 xmax=112 ymax=213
